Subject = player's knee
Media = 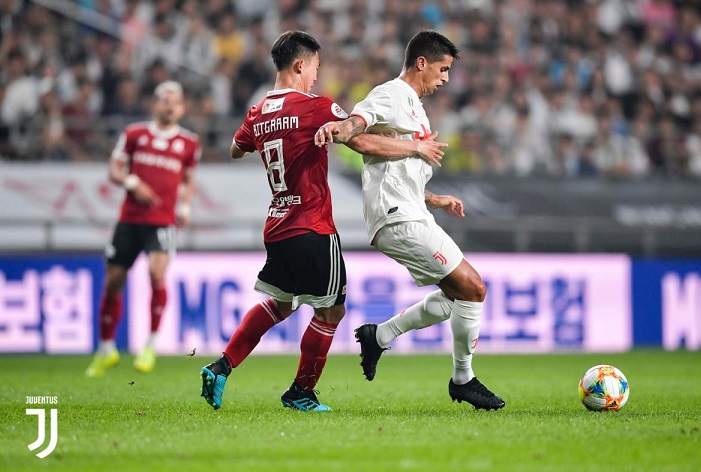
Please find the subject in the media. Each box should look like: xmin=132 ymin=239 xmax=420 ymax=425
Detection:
xmin=150 ymin=277 xmax=166 ymax=289
xmin=476 ymin=279 xmax=487 ymax=301
xmin=104 ymin=272 xmax=127 ymax=293
xmin=314 ymin=305 xmax=346 ymax=324
xmin=149 ymin=270 xmax=167 ymax=287
xmin=104 ymin=282 xmax=124 ymax=295
xmin=271 ymin=299 xmax=295 ymax=320
xmin=456 ymin=274 xmax=487 ymax=302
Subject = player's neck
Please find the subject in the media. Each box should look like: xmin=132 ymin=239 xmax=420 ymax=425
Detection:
xmin=274 ymin=72 xmax=308 ymax=93
xmin=398 ymin=71 xmax=423 ymax=98
xmin=153 ymin=120 xmax=178 ymax=131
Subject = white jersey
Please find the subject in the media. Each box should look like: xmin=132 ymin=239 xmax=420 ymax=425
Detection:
xmin=351 ymin=78 xmax=436 ymax=243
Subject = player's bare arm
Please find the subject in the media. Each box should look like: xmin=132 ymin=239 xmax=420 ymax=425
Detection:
xmin=425 ymin=190 xmax=465 ymax=218
xmin=314 ymin=115 xmax=366 ymax=146
xmin=346 ymin=131 xmax=446 ymax=166
xmin=176 ymin=170 xmax=195 ymax=227
xmin=230 ymin=142 xmax=247 ymax=159
xmin=108 ymin=157 xmax=161 ymax=207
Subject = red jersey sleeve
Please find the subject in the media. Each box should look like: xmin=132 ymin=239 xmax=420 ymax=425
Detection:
xmin=233 ymin=108 xmax=257 ymax=153
xmin=184 ymin=137 xmax=202 ymax=171
xmin=312 ymin=97 xmax=349 ymax=128
xmin=111 ymin=127 xmax=137 ymax=161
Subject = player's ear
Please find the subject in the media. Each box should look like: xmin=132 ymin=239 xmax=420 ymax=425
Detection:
xmin=293 ymin=58 xmax=305 ymax=74
xmin=416 ymin=56 xmax=426 ymax=71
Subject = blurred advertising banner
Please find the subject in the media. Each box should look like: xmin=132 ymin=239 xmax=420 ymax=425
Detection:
xmin=127 ymin=253 xmax=632 ymax=355
xmin=632 ymin=260 xmax=701 ymax=351
xmin=0 ymin=255 xmax=103 ymax=353
xmin=2 ymin=253 xmax=698 ymax=354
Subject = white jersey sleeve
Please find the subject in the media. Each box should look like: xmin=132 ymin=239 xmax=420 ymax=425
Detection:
xmin=351 ymin=88 xmax=394 ymax=130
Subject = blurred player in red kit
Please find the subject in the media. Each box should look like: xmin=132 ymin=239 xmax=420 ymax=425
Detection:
xmin=200 ymin=30 xmax=446 ymax=411
xmin=86 ymin=81 xmax=201 ymax=377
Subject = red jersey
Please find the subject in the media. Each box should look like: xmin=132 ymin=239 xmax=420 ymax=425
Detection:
xmin=233 ymin=89 xmax=349 ymax=243
xmin=112 ymin=121 xmax=200 ymax=225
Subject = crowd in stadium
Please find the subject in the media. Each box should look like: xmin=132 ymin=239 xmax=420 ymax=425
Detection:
xmin=1 ymin=0 xmax=700 ymax=178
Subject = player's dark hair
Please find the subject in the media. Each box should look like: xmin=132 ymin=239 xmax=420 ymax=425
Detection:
xmin=404 ymin=30 xmax=460 ymax=69
xmin=271 ymin=30 xmax=321 ymax=71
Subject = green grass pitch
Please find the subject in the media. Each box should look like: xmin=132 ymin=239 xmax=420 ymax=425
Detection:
xmin=1 ymin=351 xmax=700 ymax=471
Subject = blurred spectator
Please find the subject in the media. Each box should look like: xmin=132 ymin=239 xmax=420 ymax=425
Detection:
xmin=139 ymin=59 xmax=169 ymax=104
xmin=109 ymin=76 xmax=144 ymax=118
xmin=101 ymin=45 xmax=133 ymax=116
xmin=180 ymin=13 xmax=217 ymax=90
xmin=442 ymin=127 xmax=486 ymax=175
xmin=646 ymin=113 xmax=686 ymax=177
xmin=210 ymin=58 xmax=235 ymax=117
xmin=27 ymin=80 xmax=69 ymax=161
xmin=553 ymin=133 xmax=581 ymax=177
xmin=577 ymin=142 xmax=600 ymax=177
xmin=62 ymin=78 xmax=100 ymax=160
xmin=1 ymin=48 xmax=39 ymax=157
xmin=213 ymin=12 xmax=245 ymax=67
xmin=133 ymin=12 xmax=183 ymax=76
xmin=1 ymin=48 xmax=38 ymax=126
xmin=593 ymin=111 xmax=630 ymax=177
xmin=120 ymin=0 xmax=149 ymax=53
xmin=685 ymin=119 xmax=701 ymax=177
xmin=640 ymin=0 xmax=676 ymax=30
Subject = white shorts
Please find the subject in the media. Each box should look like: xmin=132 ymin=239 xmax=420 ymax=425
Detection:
xmin=374 ymin=220 xmax=464 ymax=286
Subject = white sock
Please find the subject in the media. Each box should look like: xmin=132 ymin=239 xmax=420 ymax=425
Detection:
xmin=145 ymin=333 xmax=157 ymax=350
xmin=99 ymin=340 xmax=116 ymax=354
xmin=450 ymin=299 xmax=483 ymax=385
xmin=375 ymin=290 xmax=453 ymax=348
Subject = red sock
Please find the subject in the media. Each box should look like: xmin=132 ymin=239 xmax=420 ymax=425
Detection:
xmin=150 ymin=284 xmax=167 ymax=333
xmin=99 ymin=292 xmax=123 ymax=341
xmin=294 ymin=317 xmax=338 ymax=391
xmin=223 ymin=299 xmax=287 ymax=367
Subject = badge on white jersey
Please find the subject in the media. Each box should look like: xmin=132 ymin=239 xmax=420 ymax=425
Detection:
xmin=331 ymin=103 xmax=349 ymax=119
xmin=262 ymin=97 xmax=285 ymax=114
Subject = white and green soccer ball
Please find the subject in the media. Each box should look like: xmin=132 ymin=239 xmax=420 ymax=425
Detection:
xmin=578 ymin=364 xmax=630 ymax=412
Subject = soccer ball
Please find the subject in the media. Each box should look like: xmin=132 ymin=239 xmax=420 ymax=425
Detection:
xmin=578 ymin=364 xmax=629 ymax=411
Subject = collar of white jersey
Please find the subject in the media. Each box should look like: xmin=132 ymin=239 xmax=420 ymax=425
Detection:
xmin=148 ymin=121 xmax=181 ymax=140
xmin=394 ymin=77 xmax=421 ymax=102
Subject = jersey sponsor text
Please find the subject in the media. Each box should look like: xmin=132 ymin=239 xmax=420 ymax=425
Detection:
xmin=133 ymin=151 xmax=183 ymax=173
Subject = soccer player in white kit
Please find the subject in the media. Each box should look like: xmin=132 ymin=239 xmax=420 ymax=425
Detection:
xmin=314 ymin=30 xmax=505 ymax=410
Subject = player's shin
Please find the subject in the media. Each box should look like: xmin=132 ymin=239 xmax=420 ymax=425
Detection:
xmin=150 ymin=284 xmax=167 ymax=330
xmin=98 ymin=292 xmax=123 ymax=351
xmin=449 ymin=300 xmax=483 ymax=385
xmin=294 ymin=317 xmax=338 ymax=390
xmin=147 ymin=284 xmax=167 ymax=347
xmin=223 ymin=299 xmax=285 ymax=367
xmin=375 ymin=289 xmax=453 ymax=347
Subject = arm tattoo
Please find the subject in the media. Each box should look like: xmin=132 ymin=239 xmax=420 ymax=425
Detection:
xmin=348 ymin=116 xmax=365 ymax=137
xmin=335 ymin=115 xmax=366 ymax=143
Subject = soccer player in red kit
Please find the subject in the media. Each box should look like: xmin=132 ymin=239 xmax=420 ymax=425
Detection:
xmin=86 ymin=81 xmax=200 ymax=378
xmin=200 ymin=31 xmax=447 ymax=411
